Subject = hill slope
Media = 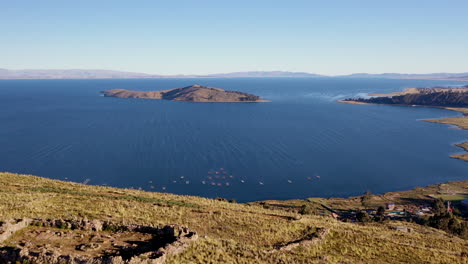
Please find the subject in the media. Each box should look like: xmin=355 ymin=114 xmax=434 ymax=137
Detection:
xmin=0 ymin=173 xmax=466 ymax=263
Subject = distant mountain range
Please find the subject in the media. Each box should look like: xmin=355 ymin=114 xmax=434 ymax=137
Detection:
xmin=0 ymin=68 xmax=467 ymax=80
xmin=200 ymin=71 xmax=323 ymax=78
xmin=0 ymin=69 xmax=156 ymax=79
xmin=341 ymin=72 xmax=468 ymax=80
xmin=0 ymin=69 xmax=323 ymax=79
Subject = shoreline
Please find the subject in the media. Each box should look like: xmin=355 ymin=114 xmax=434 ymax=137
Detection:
xmin=106 ymin=96 xmax=271 ymax=103
xmin=338 ymin=99 xmax=468 ymax=161
xmin=171 ymin=99 xmax=271 ymax=103
xmin=1 ymin=171 xmax=467 ymax=206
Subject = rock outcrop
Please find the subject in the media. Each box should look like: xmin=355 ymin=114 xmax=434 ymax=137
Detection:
xmin=0 ymin=219 xmax=32 ymax=244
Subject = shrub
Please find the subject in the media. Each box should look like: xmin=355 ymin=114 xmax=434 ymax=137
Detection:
xmin=356 ymin=211 xmax=372 ymax=223
xmin=373 ymin=206 xmax=386 ymax=222
xmin=215 ymin=197 xmax=228 ymax=202
xmin=432 ymin=198 xmax=446 ymax=214
xmin=427 ymin=212 xmax=468 ymax=239
xmin=299 ymin=204 xmax=316 ymax=215
xmin=360 ymin=192 xmax=372 ymax=207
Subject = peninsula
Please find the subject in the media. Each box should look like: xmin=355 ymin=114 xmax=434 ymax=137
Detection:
xmin=338 ymin=86 xmax=468 ymax=161
xmin=101 ymin=84 xmax=268 ymax=103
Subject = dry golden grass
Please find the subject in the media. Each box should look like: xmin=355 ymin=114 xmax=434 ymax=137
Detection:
xmin=1 ymin=172 xmax=467 ymax=263
xmin=452 ymin=153 xmax=468 ymax=161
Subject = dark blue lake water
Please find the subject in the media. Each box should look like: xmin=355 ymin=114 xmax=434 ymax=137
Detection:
xmin=0 ymin=78 xmax=467 ymax=201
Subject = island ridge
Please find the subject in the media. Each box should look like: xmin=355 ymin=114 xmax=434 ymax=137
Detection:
xmin=101 ymin=84 xmax=268 ymax=103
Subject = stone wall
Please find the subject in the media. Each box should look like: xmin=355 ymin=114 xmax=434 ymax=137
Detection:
xmin=0 ymin=218 xmax=32 ymax=244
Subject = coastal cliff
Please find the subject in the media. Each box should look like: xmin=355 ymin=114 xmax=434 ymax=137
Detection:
xmin=340 ymin=86 xmax=468 ymax=108
xmin=101 ymin=84 xmax=266 ymax=103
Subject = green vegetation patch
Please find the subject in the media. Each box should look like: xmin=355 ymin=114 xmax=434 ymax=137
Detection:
xmin=434 ymin=194 xmax=468 ymax=201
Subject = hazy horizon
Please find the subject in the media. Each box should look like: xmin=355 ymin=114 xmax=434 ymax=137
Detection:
xmin=1 ymin=68 xmax=468 ymax=77
xmin=1 ymin=1 xmax=468 ymax=75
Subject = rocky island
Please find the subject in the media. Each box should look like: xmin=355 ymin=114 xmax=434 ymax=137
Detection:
xmin=338 ymin=86 xmax=468 ymax=161
xmin=101 ymin=84 xmax=268 ymax=103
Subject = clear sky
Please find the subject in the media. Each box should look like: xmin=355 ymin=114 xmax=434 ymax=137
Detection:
xmin=1 ymin=0 xmax=467 ymax=75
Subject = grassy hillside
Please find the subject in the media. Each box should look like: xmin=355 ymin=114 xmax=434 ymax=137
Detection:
xmin=0 ymin=172 xmax=467 ymax=263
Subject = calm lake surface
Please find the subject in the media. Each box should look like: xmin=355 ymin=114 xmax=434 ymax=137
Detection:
xmin=1 ymin=78 xmax=467 ymax=201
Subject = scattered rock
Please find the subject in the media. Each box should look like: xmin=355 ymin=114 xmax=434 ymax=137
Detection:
xmin=76 ymin=243 xmax=101 ymax=251
xmin=390 ymin=226 xmax=413 ymax=233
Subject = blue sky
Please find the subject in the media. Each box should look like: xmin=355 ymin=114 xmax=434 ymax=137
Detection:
xmin=1 ymin=0 xmax=467 ymax=75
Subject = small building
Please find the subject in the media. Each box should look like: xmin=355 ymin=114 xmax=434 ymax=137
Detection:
xmin=386 ymin=211 xmax=405 ymax=216
xmin=386 ymin=203 xmax=395 ymax=210
xmin=421 ymin=206 xmax=431 ymax=213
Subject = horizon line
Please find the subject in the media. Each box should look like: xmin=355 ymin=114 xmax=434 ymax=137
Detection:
xmin=1 ymin=68 xmax=468 ymax=78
